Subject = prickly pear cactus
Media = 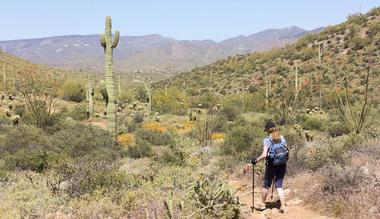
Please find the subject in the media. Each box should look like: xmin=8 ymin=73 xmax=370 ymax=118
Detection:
xmin=100 ymin=16 xmax=120 ymax=136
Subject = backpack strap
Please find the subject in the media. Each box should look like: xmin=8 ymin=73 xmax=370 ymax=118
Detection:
xmin=266 ymin=137 xmax=274 ymax=157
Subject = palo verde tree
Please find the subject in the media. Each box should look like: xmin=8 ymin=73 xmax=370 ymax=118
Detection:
xmin=100 ymin=16 xmax=120 ymax=137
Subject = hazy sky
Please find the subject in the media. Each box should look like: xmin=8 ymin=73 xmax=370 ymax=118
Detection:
xmin=0 ymin=0 xmax=379 ymax=41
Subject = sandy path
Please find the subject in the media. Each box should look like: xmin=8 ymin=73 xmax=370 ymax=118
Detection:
xmin=227 ymin=171 xmax=334 ymax=219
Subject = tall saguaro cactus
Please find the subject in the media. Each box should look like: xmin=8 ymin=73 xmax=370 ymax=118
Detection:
xmin=144 ymin=80 xmax=152 ymax=115
xmin=294 ymin=64 xmax=299 ymax=101
xmin=88 ymin=80 xmax=94 ymax=118
xmin=100 ymin=16 xmax=120 ymax=136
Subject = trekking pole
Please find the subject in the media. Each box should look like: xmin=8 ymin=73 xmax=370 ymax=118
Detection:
xmin=271 ymin=180 xmax=275 ymax=201
xmin=251 ymin=164 xmax=255 ymax=213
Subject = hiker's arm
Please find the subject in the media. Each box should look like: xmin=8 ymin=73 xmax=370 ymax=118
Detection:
xmin=256 ymin=146 xmax=269 ymax=163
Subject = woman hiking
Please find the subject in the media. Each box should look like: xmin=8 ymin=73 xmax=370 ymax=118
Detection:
xmin=251 ymin=121 xmax=289 ymax=213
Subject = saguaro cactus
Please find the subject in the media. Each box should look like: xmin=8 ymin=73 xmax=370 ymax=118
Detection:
xmin=144 ymin=80 xmax=152 ymax=115
xmin=100 ymin=16 xmax=120 ymax=136
xmin=88 ymin=80 xmax=94 ymax=118
xmin=294 ymin=64 xmax=299 ymax=101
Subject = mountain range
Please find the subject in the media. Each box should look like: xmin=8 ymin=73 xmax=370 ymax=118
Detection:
xmin=0 ymin=26 xmax=322 ymax=72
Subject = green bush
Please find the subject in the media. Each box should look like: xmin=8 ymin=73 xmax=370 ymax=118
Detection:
xmin=63 ymin=104 xmax=88 ymax=121
xmin=219 ymin=105 xmax=240 ymax=121
xmin=302 ymin=116 xmax=325 ymax=131
xmin=135 ymin=128 xmax=175 ymax=146
xmin=327 ymin=122 xmax=350 ymax=137
xmin=59 ymin=79 xmax=86 ymax=102
xmin=50 ymin=158 xmax=127 ymax=198
xmin=132 ymin=112 xmax=144 ymax=124
xmin=222 ymin=121 xmax=261 ymax=157
xmin=127 ymin=139 xmax=152 ymax=158
xmin=0 ymin=125 xmax=53 ymax=172
xmin=51 ymin=122 xmax=122 ymax=159
xmin=157 ymin=144 xmax=186 ymax=166
xmin=152 ymin=87 xmax=188 ymax=115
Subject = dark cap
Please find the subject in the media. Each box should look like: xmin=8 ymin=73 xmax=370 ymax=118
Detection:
xmin=264 ymin=121 xmax=276 ymax=130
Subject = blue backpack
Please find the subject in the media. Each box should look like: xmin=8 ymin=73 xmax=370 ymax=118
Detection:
xmin=267 ymin=138 xmax=289 ymax=166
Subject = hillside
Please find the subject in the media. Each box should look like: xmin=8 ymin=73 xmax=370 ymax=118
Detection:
xmin=0 ymin=48 xmax=84 ymax=97
xmin=157 ymin=9 xmax=380 ymax=106
xmin=0 ymin=27 xmax=320 ymax=72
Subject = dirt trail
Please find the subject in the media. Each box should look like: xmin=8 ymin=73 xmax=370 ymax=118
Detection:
xmin=227 ymin=171 xmax=334 ymax=219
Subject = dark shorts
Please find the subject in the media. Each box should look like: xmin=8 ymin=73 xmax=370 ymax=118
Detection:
xmin=263 ymin=165 xmax=286 ymax=189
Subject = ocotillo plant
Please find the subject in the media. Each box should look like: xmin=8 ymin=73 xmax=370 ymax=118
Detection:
xmin=88 ymin=80 xmax=94 ymax=118
xmin=100 ymin=16 xmax=120 ymax=136
xmin=2 ymin=63 xmax=6 ymax=93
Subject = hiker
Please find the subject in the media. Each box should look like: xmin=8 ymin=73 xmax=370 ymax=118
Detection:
xmin=251 ymin=121 xmax=289 ymax=213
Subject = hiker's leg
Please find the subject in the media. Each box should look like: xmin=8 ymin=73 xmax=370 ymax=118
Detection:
xmin=276 ymin=188 xmax=285 ymax=205
xmin=262 ymin=166 xmax=274 ymax=203
xmin=274 ymin=166 xmax=287 ymax=205
xmin=261 ymin=187 xmax=269 ymax=203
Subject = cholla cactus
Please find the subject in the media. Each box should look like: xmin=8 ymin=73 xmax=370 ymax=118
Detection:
xmin=188 ymin=177 xmax=240 ymax=218
xmin=100 ymin=16 xmax=120 ymax=136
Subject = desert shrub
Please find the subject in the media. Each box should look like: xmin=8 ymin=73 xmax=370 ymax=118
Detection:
xmin=302 ymin=116 xmax=325 ymax=131
xmin=212 ymin=115 xmax=228 ymax=132
xmin=135 ymin=85 xmax=148 ymax=102
xmin=222 ymin=120 xmax=262 ymax=158
xmin=127 ymin=139 xmax=152 ymax=158
xmin=50 ymin=158 xmax=127 ymax=198
xmin=0 ymin=125 xmax=53 ymax=172
xmin=63 ymin=103 xmax=88 ymax=121
xmin=366 ymin=21 xmax=380 ymax=37
xmin=51 ymin=122 xmax=122 ymax=160
xmin=327 ymin=121 xmax=350 ymax=137
xmin=297 ymin=137 xmax=349 ymax=171
xmin=59 ymin=79 xmax=86 ymax=102
xmin=157 ymin=144 xmax=186 ymax=166
xmin=196 ymin=93 xmax=218 ymax=108
xmin=297 ymin=142 xmax=332 ymax=171
xmin=152 ymin=87 xmax=188 ymax=115
xmin=133 ymin=112 xmax=144 ymax=123
xmin=14 ymin=104 xmax=26 ymax=117
xmin=219 ymin=105 xmax=240 ymax=121
xmin=349 ymin=36 xmax=370 ymax=50
xmin=118 ymin=88 xmax=135 ymax=104
xmin=135 ymin=128 xmax=175 ymax=146
xmin=194 ymin=115 xmax=217 ymax=147
xmin=0 ymin=173 xmax=63 ymax=218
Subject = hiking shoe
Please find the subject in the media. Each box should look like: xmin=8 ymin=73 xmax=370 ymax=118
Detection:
xmin=255 ymin=203 xmax=266 ymax=211
xmin=279 ymin=204 xmax=288 ymax=213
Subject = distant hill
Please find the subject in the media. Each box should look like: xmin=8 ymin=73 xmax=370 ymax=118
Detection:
xmin=0 ymin=27 xmax=321 ymax=72
xmin=155 ymin=8 xmax=380 ymax=105
xmin=0 ymin=48 xmax=79 ymax=94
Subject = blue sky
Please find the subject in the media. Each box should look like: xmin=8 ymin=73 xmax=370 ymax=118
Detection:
xmin=0 ymin=0 xmax=379 ymax=41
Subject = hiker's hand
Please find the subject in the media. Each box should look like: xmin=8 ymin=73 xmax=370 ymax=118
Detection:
xmin=251 ymin=158 xmax=257 ymax=165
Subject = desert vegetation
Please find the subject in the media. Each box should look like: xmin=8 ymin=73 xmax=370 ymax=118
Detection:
xmin=0 ymin=7 xmax=379 ymax=219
